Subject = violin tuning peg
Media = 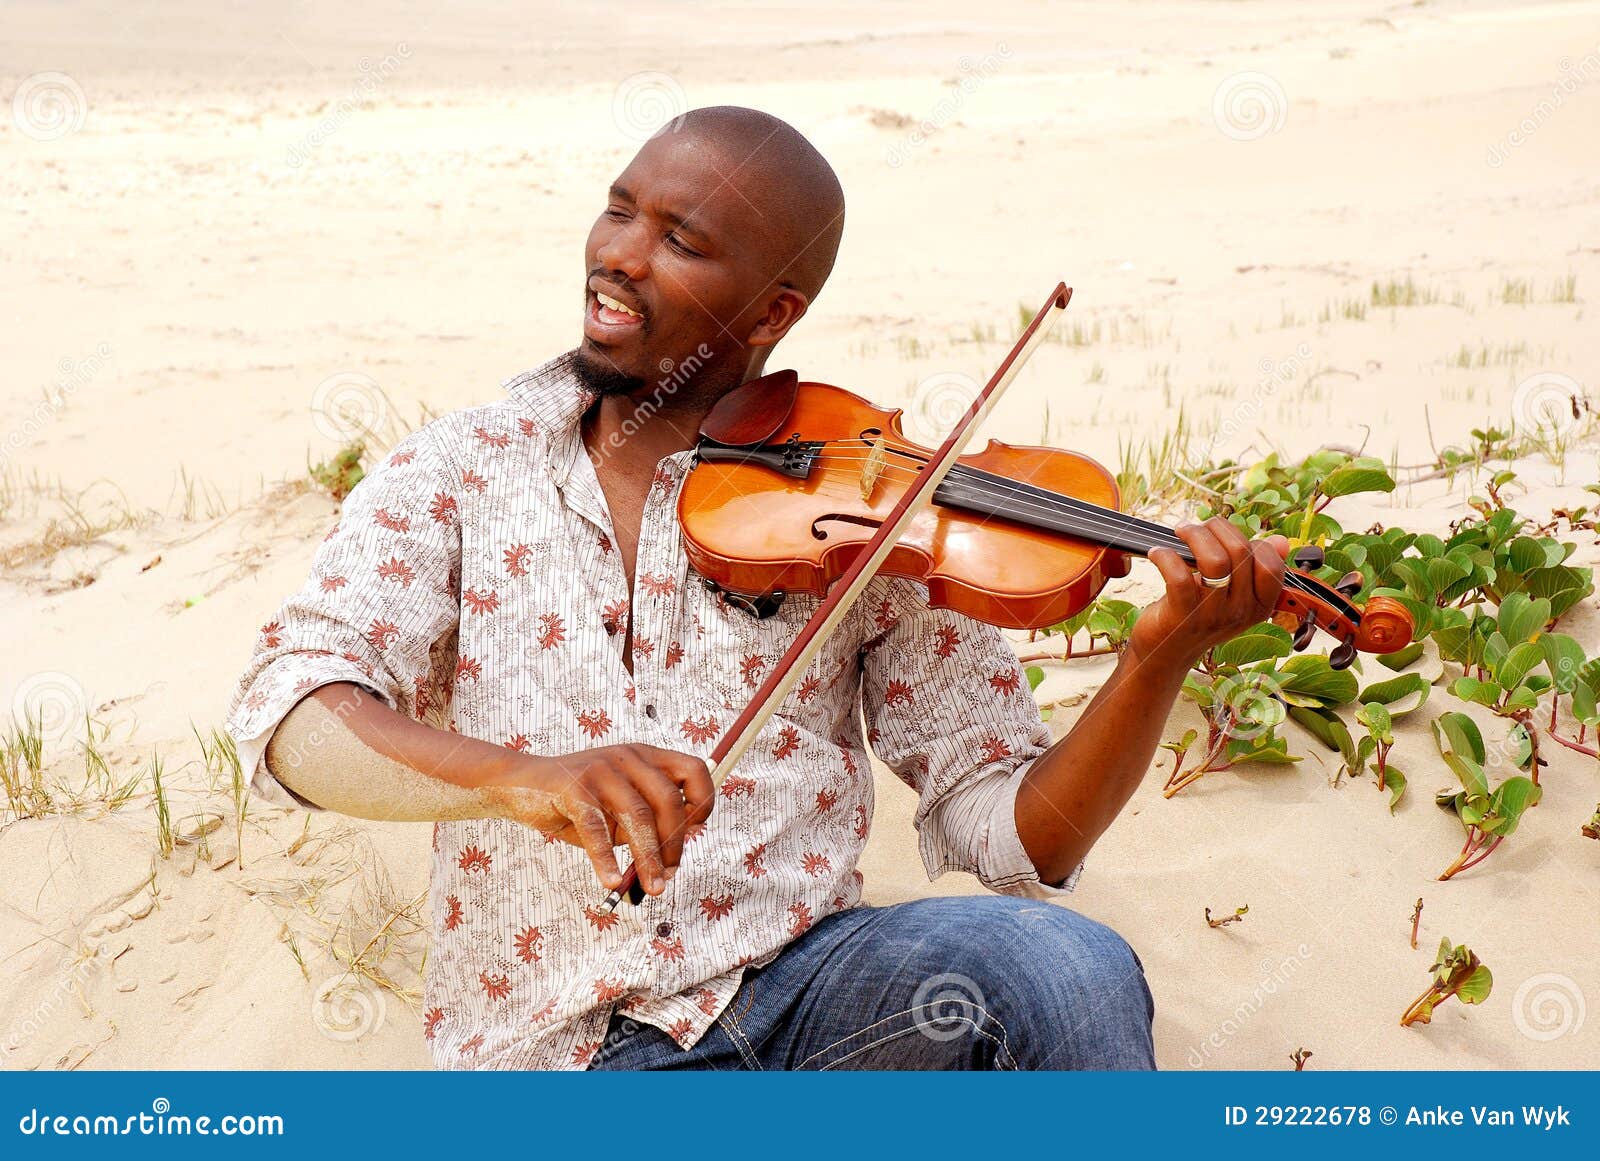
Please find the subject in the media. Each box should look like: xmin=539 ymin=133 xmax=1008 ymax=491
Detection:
xmin=1328 ymin=640 xmax=1357 ymax=671
xmin=1335 ymin=570 xmax=1364 ymax=598
xmin=1292 ymin=616 xmax=1317 ymax=652
xmin=1289 ymin=546 xmax=1324 ymax=570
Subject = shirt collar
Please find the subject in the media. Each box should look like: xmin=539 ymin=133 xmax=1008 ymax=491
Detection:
xmin=502 ymin=350 xmax=595 ymax=487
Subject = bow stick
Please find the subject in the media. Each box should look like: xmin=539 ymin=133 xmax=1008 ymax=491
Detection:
xmin=598 ymin=283 xmax=1073 ymax=912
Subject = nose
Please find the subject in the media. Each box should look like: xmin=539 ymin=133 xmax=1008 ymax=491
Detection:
xmin=595 ymin=217 xmax=651 ymax=283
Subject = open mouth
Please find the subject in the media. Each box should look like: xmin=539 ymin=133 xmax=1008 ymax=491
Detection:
xmin=584 ymin=279 xmax=646 ymax=341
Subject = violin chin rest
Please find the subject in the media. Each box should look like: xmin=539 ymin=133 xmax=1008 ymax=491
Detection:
xmin=698 ymin=369 xmax=799 ymax=447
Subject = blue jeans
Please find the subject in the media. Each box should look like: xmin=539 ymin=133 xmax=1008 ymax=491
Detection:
xmin=589 ymin=896 xmax=1155 ymax=1070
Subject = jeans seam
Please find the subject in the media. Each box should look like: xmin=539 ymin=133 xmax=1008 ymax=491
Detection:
xmin=716 ymin=990 xmax=764 ymax=1070
xmin=798 ymin=1003 xmax=1018 ymax=1070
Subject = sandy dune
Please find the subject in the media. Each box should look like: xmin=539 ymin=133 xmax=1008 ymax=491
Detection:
xmin=3 ymin=0 xmax=1598 ymax=1069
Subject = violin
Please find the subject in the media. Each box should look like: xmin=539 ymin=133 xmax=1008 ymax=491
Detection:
xmin=597 ymin=283 xmax=1412 ymax=911
xmin=680 ymin=371 xmax=1414 ymax=671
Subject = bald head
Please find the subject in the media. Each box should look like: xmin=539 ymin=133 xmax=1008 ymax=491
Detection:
xmin=578 ymin=105 xmax=846 ymax=399
xmin=667 ymin=106 xmax=846 ymax=302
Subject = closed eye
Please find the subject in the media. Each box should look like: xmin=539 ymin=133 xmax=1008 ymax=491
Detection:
xmin=665 ymin=232 xmax=701 ymax=257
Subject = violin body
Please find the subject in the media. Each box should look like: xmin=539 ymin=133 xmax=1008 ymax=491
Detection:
xmin=678 ymin=372 xmax=1413 ymax=664
xmin=680 ymin=381 xmax=1132 ymax=629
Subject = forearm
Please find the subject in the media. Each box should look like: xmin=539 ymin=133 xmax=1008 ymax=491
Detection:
xmin=1015 ymin=639 xmax=1195 ymax=883
xmin=265 ymin=683 xmax=527 ymax=822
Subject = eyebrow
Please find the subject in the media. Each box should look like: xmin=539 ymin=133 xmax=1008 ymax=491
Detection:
xmin=609 ymin=183 xmax=713 ymax=245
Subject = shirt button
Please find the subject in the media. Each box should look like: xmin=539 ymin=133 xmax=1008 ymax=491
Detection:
xmin=656 ymin=922 xmax=674 ymax=938
xmin=644 ymin=704 xmax=657 ymax=719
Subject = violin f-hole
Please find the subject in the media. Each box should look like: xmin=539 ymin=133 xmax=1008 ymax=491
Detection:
xmin=811 ymin=513 xmax=884 ymax=541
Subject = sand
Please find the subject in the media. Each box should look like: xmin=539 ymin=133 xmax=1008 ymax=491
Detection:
xmin=3 ymin=0 xmax=1597 ymax=1069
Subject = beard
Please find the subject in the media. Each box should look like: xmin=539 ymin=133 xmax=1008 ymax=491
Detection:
xmin=573 ymin=342 xmax=649 ymax=397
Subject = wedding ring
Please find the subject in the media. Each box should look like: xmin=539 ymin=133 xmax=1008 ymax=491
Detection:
xmin=1200 ymin=573 xmax=1231 ymax=589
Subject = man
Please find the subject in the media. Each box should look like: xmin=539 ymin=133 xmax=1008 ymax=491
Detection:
xmin=226 ymin=106 xmax=1286 ymax=1070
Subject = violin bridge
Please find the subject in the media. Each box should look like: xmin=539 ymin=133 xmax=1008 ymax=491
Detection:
xmin=858 ymin=438 xmax=887 ymax=502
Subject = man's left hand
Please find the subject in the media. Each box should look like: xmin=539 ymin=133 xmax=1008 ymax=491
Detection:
xmin=1133 ymin=517 xmax=1290 ymax=665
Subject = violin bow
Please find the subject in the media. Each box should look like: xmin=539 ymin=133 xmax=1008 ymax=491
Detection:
xmin=598 ymin=282 xmax=1074 ymax=912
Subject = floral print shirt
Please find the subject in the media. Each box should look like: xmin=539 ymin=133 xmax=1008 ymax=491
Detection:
xmin=224 ymin=351 xmax=1077 ymax=1070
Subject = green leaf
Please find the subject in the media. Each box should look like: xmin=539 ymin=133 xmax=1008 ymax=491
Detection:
xmin=1211 ymin=624 xmax=1294 ymax=668
xmin=1356 ymin=701 xmax=1393 ymax=741
xmin=1493 ymin=640 xmax=1545 ymax=691
xmin=1377 ymin=641 xmax=1426 ymax=672
xmin=1489 ymin=775 xmax=1542 ymax=832
xmin=1381 ymin=764 xmax=1407 ymax=812
xmin=1275 ymin=654 xmax=1360 ymax=709
xmin=1539 ymin=632 xmax=1587 ymax=693
xmin=1496 ymin=592 xmax=1551 ymax=645
xmin=1225 ymin=734 xmax=1301 ymax=766
xmin=1571 ymin=679 xmax=1599 ymax=727
xmin=1457 ymin=964 xmax=1493 ymax=1005
xmin=1025 ymin=665 xmax=1046 ymax=692
xmin=1359 ymin=672 xmax=1430 ymax=716
xmin=1320 ymin=464 xmax=1397 ymax=499
xmin=1287 ymin=706 xmax=1354 ymax=762
xmin=1449 ymin=676 xmax=1503 ymax=708
xmin=1433 ymin=709 xmax=1487 ymax=766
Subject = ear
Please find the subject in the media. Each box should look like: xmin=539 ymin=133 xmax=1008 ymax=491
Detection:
xmin=745 ymin=286 xmax=811 ymax=350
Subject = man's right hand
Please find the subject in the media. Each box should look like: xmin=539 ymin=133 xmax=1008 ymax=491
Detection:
xmin=490 ymin=745 xmax=715 ymax=897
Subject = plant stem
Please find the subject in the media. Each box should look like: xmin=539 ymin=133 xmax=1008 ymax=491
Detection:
xmin=1400 ymin=985 xmax=1442 ymax=1027
xmin=1549 ymin=730 xmax=1599 ymax=759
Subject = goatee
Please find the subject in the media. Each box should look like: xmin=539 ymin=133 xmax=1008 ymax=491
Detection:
xmin=573 ymin=344 xmax=648 ymax=397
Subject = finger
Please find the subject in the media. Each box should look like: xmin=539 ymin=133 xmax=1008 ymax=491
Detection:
xmin=565 ymin=793 xmax=623 ymax=890
xmin=1264 ymin=533 xmax=1291 ymax=561
xmin=1204 ymin=518 xmax=1256 ymax=617
xmin=596 ymin=771 xmax=667 ymax=894
xmin=1175 ymin=521 xmax=1230 ymax=590
xmin=639 ymin=746 xmax=716 ymax=827
xmin=1149 ymin=546 xmax=1199 ymax=613
xmin=615 ymin=751 xmax=688 ymax=874
xmin=1249 ymin=539 xmax=1287 ymax=611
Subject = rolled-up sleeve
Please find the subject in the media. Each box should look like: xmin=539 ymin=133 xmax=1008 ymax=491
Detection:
xmin=223 ymin=419 xmax=465 ymax=809
xmin=860 ymin=580 xmax=1081 ymax=899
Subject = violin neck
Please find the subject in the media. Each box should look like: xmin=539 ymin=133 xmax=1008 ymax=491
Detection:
xmin=933 ymin=464 xmax=1195 ymax=562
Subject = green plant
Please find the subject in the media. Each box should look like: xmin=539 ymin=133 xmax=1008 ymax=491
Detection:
xmin=310 ymin=442 xmax=366 ymax=501
xmin=1400 ymin=937 xmax=1492 ymax=1026
xmin=1431 ymin=712 xmax=1541 ymax=880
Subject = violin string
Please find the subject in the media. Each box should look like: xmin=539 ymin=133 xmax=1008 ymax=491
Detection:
xmin=785 ymin=448 xmax=1337 ymax=610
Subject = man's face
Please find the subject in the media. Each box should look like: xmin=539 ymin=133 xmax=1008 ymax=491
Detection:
xmin=577 ymin=132 xmax=777 ymax=397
